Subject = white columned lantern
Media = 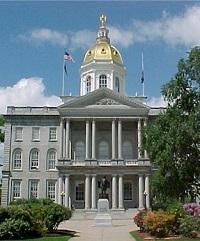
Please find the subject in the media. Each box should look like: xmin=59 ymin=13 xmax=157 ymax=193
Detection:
xmin=80 ymin=15 xmax=126 ymax=96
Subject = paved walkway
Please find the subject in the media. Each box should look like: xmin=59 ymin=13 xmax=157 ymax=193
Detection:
xmin=59 ymin=219 xmax=138 ymax=241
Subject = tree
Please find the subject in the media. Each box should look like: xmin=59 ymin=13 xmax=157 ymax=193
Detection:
xmin=0 ymin=115 xmax=5 ymax=143
xmin=143 ymin=47 xmax=200 ymax=202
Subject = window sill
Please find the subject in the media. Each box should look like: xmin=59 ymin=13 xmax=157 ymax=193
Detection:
xmin=46 ymin=169 xmax=57 ymax=172
xmin=49 ymin=140 xmax=57 ymax=142
xmin=15 ymin=140 xmax=23 ymax=142
xmin=32 ymin=140 xmax=40 ymax=142
xmin=12 ymin=169 xmax=23 ymax=172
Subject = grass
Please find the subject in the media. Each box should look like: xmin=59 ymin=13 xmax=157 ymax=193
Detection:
xmin=130 ymin=231 xmax=200 ymax=241
xmin=4 ymin=235 xmax=71 ymax=241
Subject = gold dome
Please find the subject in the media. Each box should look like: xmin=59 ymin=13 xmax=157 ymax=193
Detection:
xmin=83 ymin=42 xmax=123 ymax=65
xmin=82 ymin=15 xmax=123 ymax=66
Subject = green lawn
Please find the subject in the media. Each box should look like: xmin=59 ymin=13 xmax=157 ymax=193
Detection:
xmin=4 ymin=236 xmax=71 ymax=241
xmin=130 ymin=231 xmax=200 ymax=241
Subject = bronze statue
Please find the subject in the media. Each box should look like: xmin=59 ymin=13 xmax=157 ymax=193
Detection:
xmin=99 ymin=176 xmax=109 ymax=198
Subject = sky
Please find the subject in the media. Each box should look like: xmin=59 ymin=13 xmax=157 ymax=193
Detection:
xmin=0 ymin=1 xmax=200 ymax=113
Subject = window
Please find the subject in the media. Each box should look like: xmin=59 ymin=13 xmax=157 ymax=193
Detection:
xmin=47 ymin=149 xmax=56 ymax=170
xmin=15 ymin=127 xmax=23 ymax=141
xmin=98 ymin=140 xmax=109 ymax=159
xmin=29 ymin=180 xmax=39 ymax=199
xmin=75 ymin=181 xmax=84 ymax=201
xmin=30 ymin=149 xmax=39 ymax=170
xmin=122 ymin=140 xmax=133 ymax=159
xmin=86 ymin=76 xmax=91 ymax=94
xmin=124 ymin=182 xmax=132 ymax=200
xmin=99 ymin=74 xmax=107 ymax=88
xmin=13 ymin=149 xmax=22 ymax=170
xmin=115 ymin=77 xmax=120 ymax=92
xmin=49 ymin=127 xmax=57 ymax=141
xmin=74 ymin=141 xmax=85 ymax=160
xmin=32 ymin=127 xmax=40 ymax=141
xmin=12 ymin=180 xmax=21 ymax=200
xmin=47 ymin=181 xmax=56 ymax=201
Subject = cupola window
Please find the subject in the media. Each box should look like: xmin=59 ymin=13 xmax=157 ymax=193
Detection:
xmin=115 ymin=77 xmax=120 ymax=92
xmin=99 ymin=74 xmax=107 ymax=88
xmin=86 ymin=76 xmax=91 ymax=94
xmin=101 ymin=48 xmax=106 ymax=54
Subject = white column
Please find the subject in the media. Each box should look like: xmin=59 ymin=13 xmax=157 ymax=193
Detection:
xmin=65 ymin=175 xmax=70 ymax=208
xmin=112 ymin=175 xmax=117 ymax=209
xmin=60 ymin=119 xmax=64 ymax=158
xmin=112 ymin=119 xmax=116 ymax=159
xmin=118 ymin=175 xmax=124 ymax=209
xmin=85 ymin=175 xmax=90 ymax=209
xmin=137 ymin=119 xmax=142 ymax=159
xmin=92 ymin=120 xmax=96 ymax=159
xmin=66 ymin=119 xmax=70 ymax=159
xmin=58 ymin=176 xmax=63 ymax=205
xmin=118 ymin=120 xmax=122 ymax=159
xmin=138 ymin=174 xmax=144 ymax=209
xmin=145 ymin=175 xmax=150 ymax=209
xmin=144 ymin=119 xmax=148 ymax=159
xmin=86 ymin=120 xmax=90 ymax=159
xmin=91 ymin=175 xmax=96 ymax=209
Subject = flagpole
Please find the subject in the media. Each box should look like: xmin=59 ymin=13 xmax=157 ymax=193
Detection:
xmin=62 ymin=59 xmax=65 ymax=96
xmin=141 ymin=52 xmax=145 ymax=97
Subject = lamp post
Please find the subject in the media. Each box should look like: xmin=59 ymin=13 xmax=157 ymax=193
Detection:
xmin=61 ymin=191 xmax=65 ymax=206
xmin=144 ymin=191 xmax=147 ymax=210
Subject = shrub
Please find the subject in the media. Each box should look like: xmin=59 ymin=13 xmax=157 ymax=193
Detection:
xmin=0 ymin=207 xmax=9 ymax=223
xmin=179 ymin=215 xmax=200 ymax=238
xmin=133 ymin=210 xmax=147 ymax=231
xmin=183 ymin=203 xmax=200 ymax=217
xmin=44 ymin=204 xmax=72 ymax=231
xmin=166 ymin=201 xmax=186 ymax=234
xmin=144 ymin=211 xmax=176 ymax=237
xmin=0 ymin=218 xmax=32 ymax=239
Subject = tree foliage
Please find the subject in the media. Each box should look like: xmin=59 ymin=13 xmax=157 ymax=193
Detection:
xmin=143 ymin=47 xmax=200 ymax=202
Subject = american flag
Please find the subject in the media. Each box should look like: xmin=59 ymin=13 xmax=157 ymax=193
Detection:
xmin=141 ymin=70 xmax=144 ymax=84
xmin=64 ymin=51 xmax=74 ymax=62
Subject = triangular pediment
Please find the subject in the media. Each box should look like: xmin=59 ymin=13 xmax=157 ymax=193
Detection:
xmin=58 ymin=88 xmax=150 ymax=109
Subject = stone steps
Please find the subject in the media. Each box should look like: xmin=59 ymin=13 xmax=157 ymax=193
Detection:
xmin=71 ymin=208 xmax=138 ymax=220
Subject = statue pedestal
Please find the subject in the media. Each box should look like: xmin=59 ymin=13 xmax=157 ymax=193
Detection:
xmin=95 ymin=199 xmax=112 ymax=226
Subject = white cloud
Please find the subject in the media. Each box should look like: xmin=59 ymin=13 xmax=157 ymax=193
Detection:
xmin=0 ymin=77 xmax=62 ymax=114
xmin=131 ymin=5 xmax=200 ymax=47
xmin=70 ymin=30 xmax=96 ymax=49
xmin=147 ymin=96 xmax=167 ymax=107
xmin=109 ymin=26 xmax=134 ymax=48
xmin=17 ymin=5 xmax=200 ymax=49
xmin=19 ymin=28 xmax=68 ymax=46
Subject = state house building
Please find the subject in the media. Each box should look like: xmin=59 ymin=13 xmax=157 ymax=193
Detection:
xmin=1 ymin=16 xmax=161 ymax=211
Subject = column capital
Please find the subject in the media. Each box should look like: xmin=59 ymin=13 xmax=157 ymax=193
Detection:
xmin=118 ymin=174 xmax=124 ymax=177
xmin=91 ymin=174 xmax=97 ymax=177
xmin=85 ymin=174 xmax=91 ymax=177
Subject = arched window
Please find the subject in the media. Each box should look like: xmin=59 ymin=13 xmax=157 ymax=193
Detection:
xmin=47 ymin=149 xmax=56 ymax=170
xmin=99 ymin=74 xmax=107 ymax=88
xmin=115 ymin=77 xmax=120 ymax=92
xmin=122 ymin=140 xmax=133 ymax=159
xmin=13 ymin=149 xmax=22 ymax=170
xmin=74 ymin=141 xmax=85 ymax=160
xmin=98 ymin=140 xmax=109 ymax=159
xmin=86 ymin=76 xmax=91 ymax=94
xmin=30 ymin=149 xmax=39 ymax=170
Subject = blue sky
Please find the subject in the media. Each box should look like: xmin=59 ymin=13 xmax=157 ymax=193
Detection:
xmin=0 ymin=1 xmax=200 ymax=112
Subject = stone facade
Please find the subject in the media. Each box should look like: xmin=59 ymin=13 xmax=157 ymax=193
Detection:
xmin=1 ymin=15 xmax=162 ymax=211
